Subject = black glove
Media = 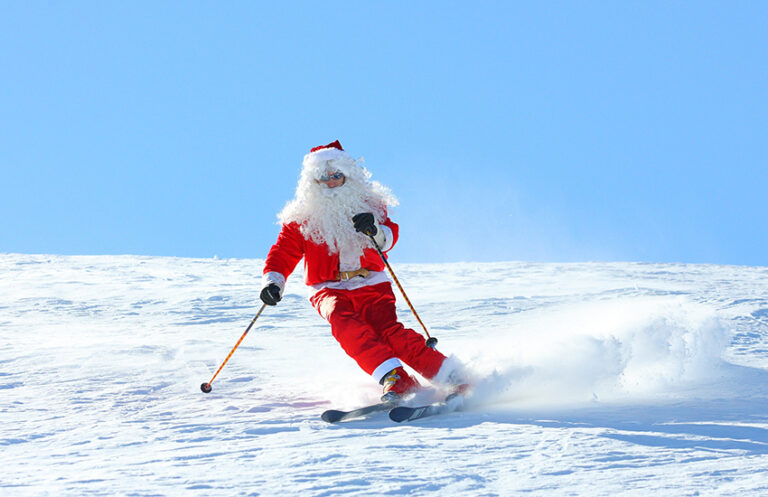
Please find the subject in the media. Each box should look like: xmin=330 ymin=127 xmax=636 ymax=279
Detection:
xmin=260 ymin=284 xmax=282 ymax=306
xmin=352 ymin=212 xmax=377 ymax=236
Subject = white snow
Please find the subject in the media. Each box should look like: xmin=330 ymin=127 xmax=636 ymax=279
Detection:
xmin=3 ymin=254 xmax=768 ymax=496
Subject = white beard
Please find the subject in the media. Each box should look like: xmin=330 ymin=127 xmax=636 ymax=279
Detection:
xmin=277 ymin=164 xmax=398 ymax=268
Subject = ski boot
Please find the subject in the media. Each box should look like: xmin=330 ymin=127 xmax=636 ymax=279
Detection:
xmin=380 ymin=367 xmax=421 ymax=402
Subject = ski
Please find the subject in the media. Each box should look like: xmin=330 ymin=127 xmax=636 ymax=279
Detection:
xmin=321 ymin=401 xmax=396 ymax=423
xmin=388 ymin=393 xmax=466 ymax=423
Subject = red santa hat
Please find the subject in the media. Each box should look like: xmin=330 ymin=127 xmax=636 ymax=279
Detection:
xmin=303 ymin=140 xmax=354 ymax=175
xmin=310 ymin=140 xmax=344 ymax=153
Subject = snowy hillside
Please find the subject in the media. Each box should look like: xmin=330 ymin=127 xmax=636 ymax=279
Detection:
xmin=3 ymin=254 xmax=768 ymax=496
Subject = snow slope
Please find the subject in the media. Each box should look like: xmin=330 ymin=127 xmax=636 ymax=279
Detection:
xmin=3 ymin=254 xmax=768 ymax=496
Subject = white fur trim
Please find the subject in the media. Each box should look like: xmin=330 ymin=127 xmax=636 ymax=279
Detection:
xmin=378 ymin=224 xmax=393 ymax=252
xmin=372 ymin=358 xmax=403 ymax=384
xmin=370 ymin=219 xmax=387 ymax=249
xmin=431 ymin=355 xmax=464 ymax=385
xmin=303 ymin=147 xmax=350 ymax=165
xmin=261 ymin=271 xmax=286 ymax=295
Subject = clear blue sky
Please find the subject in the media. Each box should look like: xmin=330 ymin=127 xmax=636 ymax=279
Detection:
xmin=2 ymin=2 xmax=766 ymax=265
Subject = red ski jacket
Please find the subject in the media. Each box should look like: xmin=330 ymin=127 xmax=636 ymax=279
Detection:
xmin=264 ymin=219 xmax=399 ymax=287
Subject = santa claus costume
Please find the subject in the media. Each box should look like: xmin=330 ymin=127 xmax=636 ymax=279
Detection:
xmin=261 ymin=141 xmax=463 ymax=401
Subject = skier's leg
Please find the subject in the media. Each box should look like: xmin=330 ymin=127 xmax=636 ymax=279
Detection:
xmin=311 ymin=288 xmax=404 ymax=381
xmin=362 ymin=283 xmax=447 ymax=380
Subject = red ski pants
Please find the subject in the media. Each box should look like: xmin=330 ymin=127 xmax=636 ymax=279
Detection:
xmin=310 ymin=282 xmax=446 ymax=382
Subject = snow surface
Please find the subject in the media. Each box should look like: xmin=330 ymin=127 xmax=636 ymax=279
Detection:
xmin=3 ymin=254 xmax=768 ymax=496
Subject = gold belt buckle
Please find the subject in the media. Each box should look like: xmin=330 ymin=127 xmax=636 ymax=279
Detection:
xmin=338 ymin=268 xmax=370 ymax=281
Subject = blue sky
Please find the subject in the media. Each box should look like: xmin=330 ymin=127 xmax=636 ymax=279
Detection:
xmin=2 ymin=2 xmax=766 ymax=265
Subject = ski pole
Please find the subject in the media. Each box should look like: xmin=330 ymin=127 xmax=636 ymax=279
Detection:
xmin=366 ymin=233 xmax=438 ymax=348
xmin=200 ymin=303 xmax=267 ymax=393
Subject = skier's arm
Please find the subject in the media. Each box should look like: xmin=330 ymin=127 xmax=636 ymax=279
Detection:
xmin=262 ymin=223 xmax=305 ymax=302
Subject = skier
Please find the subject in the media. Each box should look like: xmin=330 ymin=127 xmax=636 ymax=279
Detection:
xmin=260 ymin=140 xmax=466 ymax=402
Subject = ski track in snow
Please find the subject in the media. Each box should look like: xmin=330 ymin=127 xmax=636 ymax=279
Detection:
xmin=2 ymin=254 xmax=768 ymax=496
